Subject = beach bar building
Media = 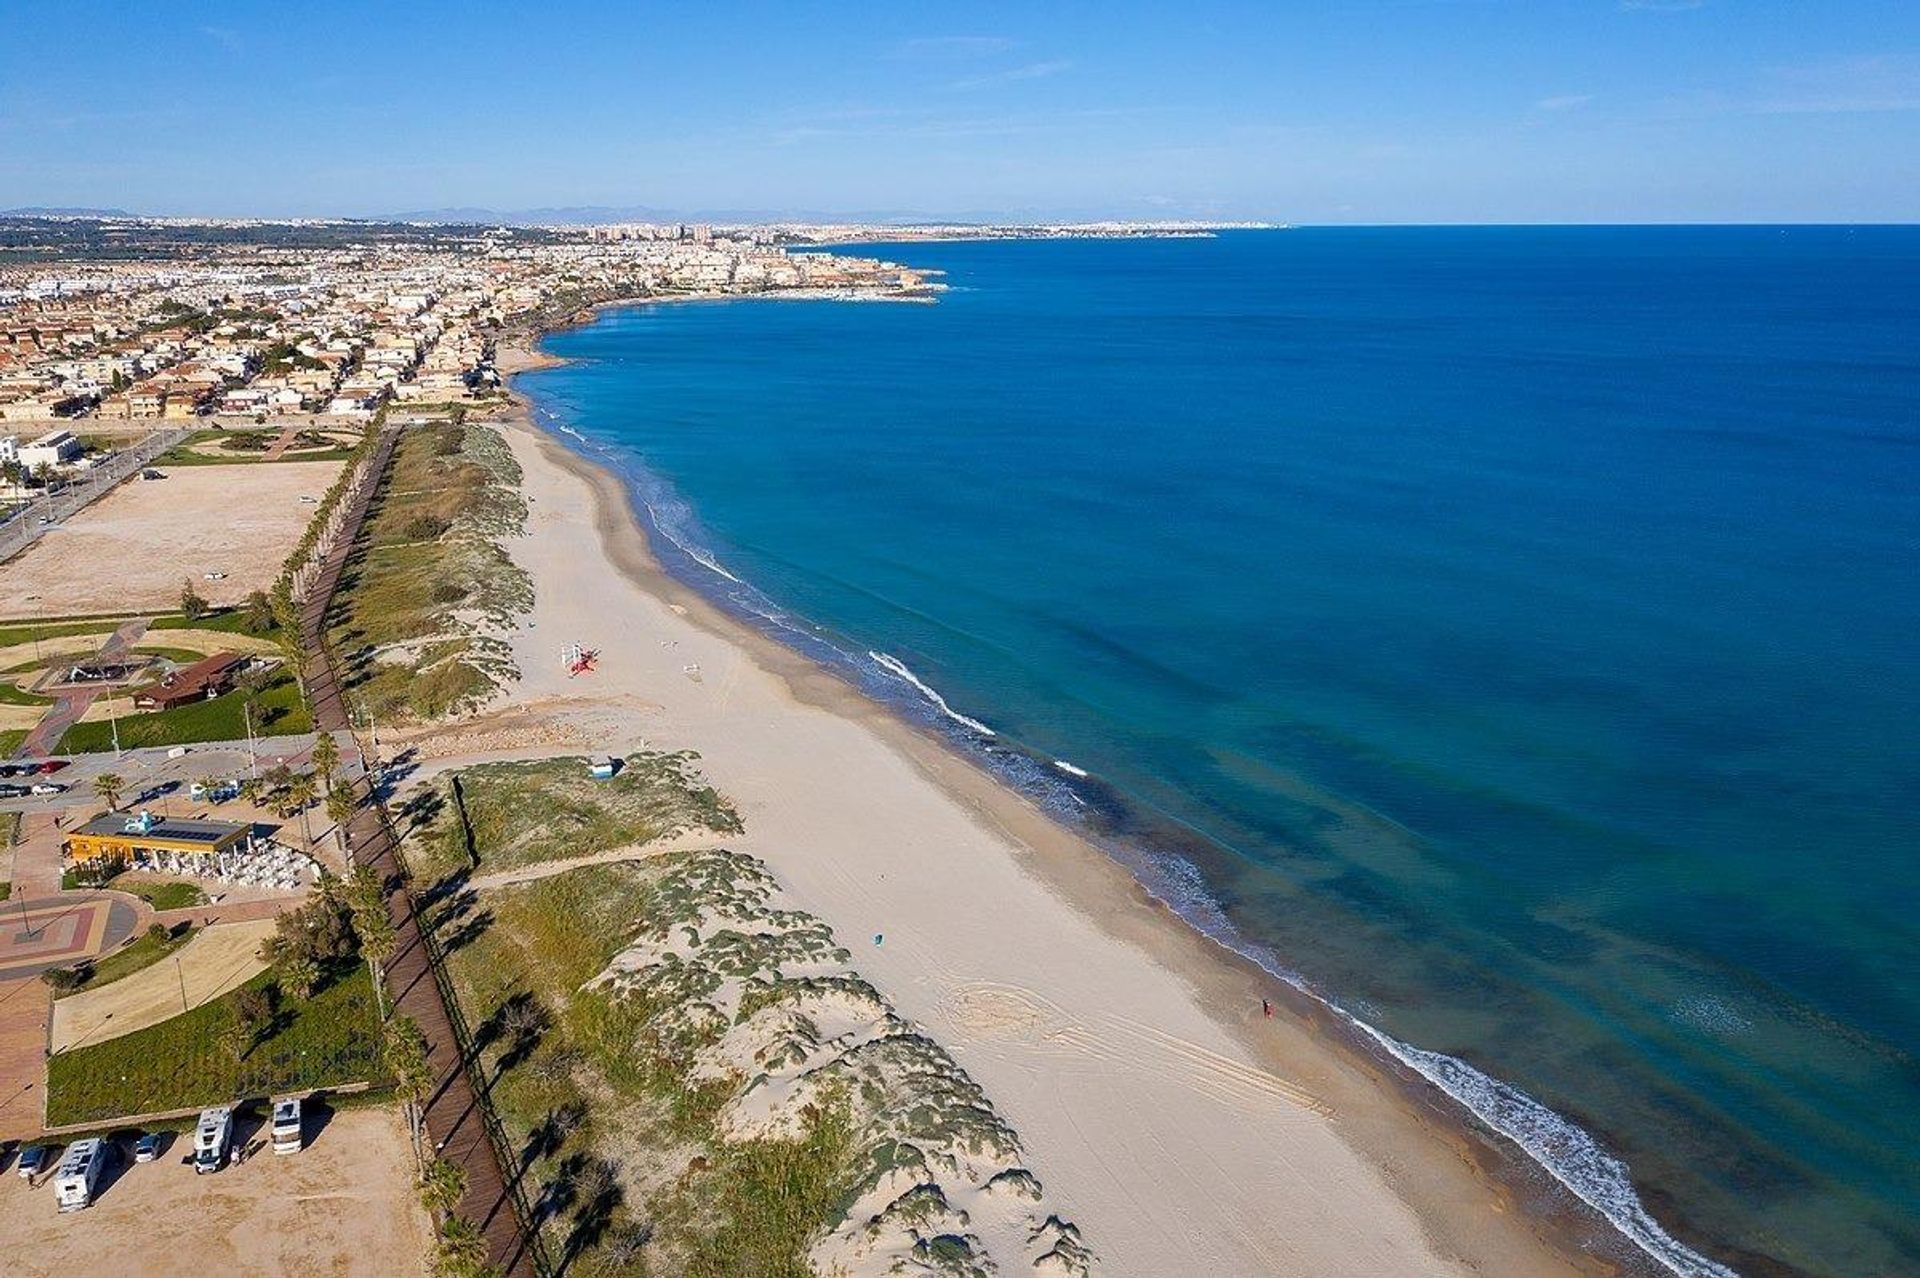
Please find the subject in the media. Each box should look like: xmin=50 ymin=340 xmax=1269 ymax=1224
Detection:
xmin=64 ymin=811 xmax=250 ymax=875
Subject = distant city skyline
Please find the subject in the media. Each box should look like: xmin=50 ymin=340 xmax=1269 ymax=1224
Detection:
xmin=3 ymin=0 xmax=1917 ymax=223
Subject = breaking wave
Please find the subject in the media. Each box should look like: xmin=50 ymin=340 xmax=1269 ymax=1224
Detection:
xmin=867 ymin=651 xmax=996 ymax=736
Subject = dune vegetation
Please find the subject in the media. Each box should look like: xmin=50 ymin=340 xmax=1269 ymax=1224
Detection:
xmin=415 ymin=758 xmax=1089 ymax=1277
xmin=328 ymin=418 xmax=532 ymax=722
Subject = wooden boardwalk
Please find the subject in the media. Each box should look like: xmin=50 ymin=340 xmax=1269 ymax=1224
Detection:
xmin=297 ymin=424 xmax=543 ymax=1277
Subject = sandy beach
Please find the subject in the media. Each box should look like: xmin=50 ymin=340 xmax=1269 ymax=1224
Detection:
xmin=446 ymin=345 xmax=1616 ymax=1277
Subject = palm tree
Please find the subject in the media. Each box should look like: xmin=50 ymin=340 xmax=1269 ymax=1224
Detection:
xmin=419 ymin=1156 xmax=467 ymax=1222
xmin=311 ymin=732 xmax=339 ymax=791
xmin=326 ymin=786 xmax=356 ymax=852
xmin=284 ymin=774 xmax=318 ymax=848
xmin=93 ymin=772 xmax=125 ymax=811
xmin=384 ymin=1016 xmax=434 ymax=1157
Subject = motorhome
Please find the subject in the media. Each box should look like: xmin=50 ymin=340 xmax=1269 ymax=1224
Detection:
xmin=52 ymin=1138 xmax=106 ymax=1211
xmin=270 ymin=1096 xmax=302 ymax=1155
xmin=193 ymin=1106 xmax=232 ymax=1174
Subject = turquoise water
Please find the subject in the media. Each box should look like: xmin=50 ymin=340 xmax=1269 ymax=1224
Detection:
xmin=520 ymin=229 xmax=1920 ymax=1278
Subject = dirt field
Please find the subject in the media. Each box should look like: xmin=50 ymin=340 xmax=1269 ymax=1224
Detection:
xmin=0 ymin=1103 xmax=432 ymax=1275
xmin=0 ymin=462 xmax=342 ymax=619
xmin=51 ymin=918 xmax=278 ymax=1052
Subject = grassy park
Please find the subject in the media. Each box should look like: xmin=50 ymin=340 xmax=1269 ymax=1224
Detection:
xmin=46 ymin=963 xmax=384 ymax=1126
xmin=56 ymin=669 xmax=309 ymax=752
xmin=50 ymin=922 xmax=196 ymax=998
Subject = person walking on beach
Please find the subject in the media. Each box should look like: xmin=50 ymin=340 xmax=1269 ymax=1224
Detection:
xmin=1262 ymin=998 xmax=1274 ymax=1019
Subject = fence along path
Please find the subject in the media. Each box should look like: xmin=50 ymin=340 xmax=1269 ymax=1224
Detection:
xmin=296 ymin=422 xmax=543 ymax=1277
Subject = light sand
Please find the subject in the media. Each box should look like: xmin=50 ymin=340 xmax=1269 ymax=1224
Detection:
xmin=0 ymin=1104 xmax=432 ymax=1275
xmin=51 ymin=918 xmax=277 ymax=1052
xmin=437 ymin=404 xmax=1605 ymax=1278
xmin=0 ymin=461 xmax=343 ymax=618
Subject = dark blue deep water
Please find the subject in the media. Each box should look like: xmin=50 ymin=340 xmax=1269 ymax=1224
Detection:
xmin=521 ymin=228 xmax=1920 ymax=1278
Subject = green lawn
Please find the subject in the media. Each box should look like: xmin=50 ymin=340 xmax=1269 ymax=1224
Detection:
xmin=150 ymin=608 xmax=282 ymax=638
xmin=57 ymin=923 xmax=195 ymax=998
xmin=0 ymin=608 xmax=281 ymax=649
xmin=119 ymin=878 xmax=210 ymax=911
xmin=154 ymin=428 xmax=356 ymax=467
xmin=56 ymin=671 xmax=309 ymax=753
xmin=130 ymin=645 xmax=209 ymax=664
xmin=0 ymin=730 xmax=26 ymax=756
xmin=46 ymin=962 xmax=385 ymax=1126
xmin=0 ymin=617 xmax=129 ymax=650
xmin=0 ymin=680 xmax=53 ymax=706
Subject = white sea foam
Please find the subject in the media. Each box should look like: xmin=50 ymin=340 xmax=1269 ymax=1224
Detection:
xmin=868 ymin=651 xmax=996 ymax=736
xmin=1053 ymin=760 xmax=1090 ymax=778
xmin=1114 ymin=844 xmax=1741 ymax=1278
xmin=1347 ymin=1021 xmax=1742 ymax=1278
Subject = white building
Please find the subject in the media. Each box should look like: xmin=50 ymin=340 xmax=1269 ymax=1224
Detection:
xmin=19 ymin=428 xmax=82 ymax=472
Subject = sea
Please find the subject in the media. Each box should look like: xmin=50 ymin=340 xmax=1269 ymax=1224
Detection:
xmin=517 ymin=227 xmax=1920 ymax=1278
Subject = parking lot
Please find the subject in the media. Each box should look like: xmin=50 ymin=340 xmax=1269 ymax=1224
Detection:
xmin=0 ymin=1103 xmax=430 ymax=1274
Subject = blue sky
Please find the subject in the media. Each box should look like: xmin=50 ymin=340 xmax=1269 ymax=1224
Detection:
xmin=2 ymin=0 xmax=1915 ymax=222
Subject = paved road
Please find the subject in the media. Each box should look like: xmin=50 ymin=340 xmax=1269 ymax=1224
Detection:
xmin=0 ymin=733 xmax=338 ymax=817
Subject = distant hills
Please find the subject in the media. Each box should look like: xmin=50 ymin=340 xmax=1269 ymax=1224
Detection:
xmin=0 ymin=206 xmax=136 ymax=218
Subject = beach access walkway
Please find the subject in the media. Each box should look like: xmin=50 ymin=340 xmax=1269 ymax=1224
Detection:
xmin=296 ymin=422 xmax=541 ymax=1278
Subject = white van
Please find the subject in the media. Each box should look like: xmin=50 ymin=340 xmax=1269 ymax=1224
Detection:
xmin=270 ymin=1096 xmax=302 ymax=1155
xmin=53 ymin=1137 xmax=106 ymax=1212
xmin=193 ymin=1107 xmax=232 ymax=1175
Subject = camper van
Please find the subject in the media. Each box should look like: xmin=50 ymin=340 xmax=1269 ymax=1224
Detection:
xmin=53 ymin=1138 xmax=106 ymax=1212
xmin=193 ymin=1107 xmax=232 ymax=1175
xmin=270 ymin=1096 xmax=302 ymax=1155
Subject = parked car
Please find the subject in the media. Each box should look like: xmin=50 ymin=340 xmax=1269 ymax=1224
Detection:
xmin=133 ymin=1133 xmax=162 ymax=1164
xmin=15 ymin=1145 xmax=49 ymax=1178
xmin=34 ymin=760 xmax=68 ymax=775
xmin=29 ymin=782 xmax=65 ymax=796
xmin=0 ymin=784 xmax=30 ymax=799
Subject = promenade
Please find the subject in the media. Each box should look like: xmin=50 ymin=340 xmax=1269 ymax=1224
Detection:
xmin=296 ymin=422 xmax=540 ymax=1277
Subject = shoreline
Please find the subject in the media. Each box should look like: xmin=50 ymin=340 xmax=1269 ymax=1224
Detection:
xmin=487 ymin=336 xmax=1667 ymax=1275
